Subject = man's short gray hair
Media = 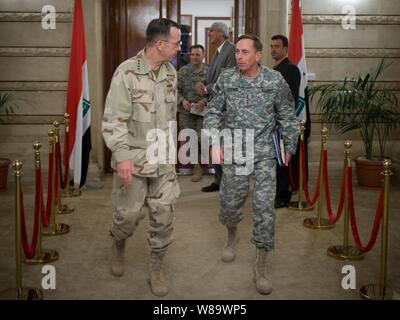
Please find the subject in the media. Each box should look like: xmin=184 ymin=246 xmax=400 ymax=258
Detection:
xmin=212 ymin=22 xmax=229 ymax=39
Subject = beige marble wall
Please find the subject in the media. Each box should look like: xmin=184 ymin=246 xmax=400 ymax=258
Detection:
xmin=258 ymin=0 xmax=288 ymax=67
xmin=0 ymin=0 xmax=105 ymax=180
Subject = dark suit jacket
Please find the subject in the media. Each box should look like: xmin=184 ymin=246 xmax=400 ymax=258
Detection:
xmin=274 ymin=57 xmax=311 ymax=140
xmin=205 ymin=40 xmax=236 ymax=95
xmin=273 ymin=57 xmax=300 ymax=102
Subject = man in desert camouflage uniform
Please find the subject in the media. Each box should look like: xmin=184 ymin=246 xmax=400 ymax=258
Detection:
xmin=203 ymin=35 xmax=300 ymax=295
xmin=178 ymin=44 xmax=208 ymax=182
xmin=102 ymin=18 xmax=181 ymax=297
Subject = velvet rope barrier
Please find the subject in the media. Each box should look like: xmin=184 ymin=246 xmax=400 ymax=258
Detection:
xmin=62 ymin=127 xmax=69 ymax=188
xmin=40 ymin=145 xmax=54 ymax=228
xmin=19 ymin=167 xmax=40 ymax=259
xmin=54 ymin=142 xmax=60 ymax=209
xmin=348 ymin=166 xmax=384 ymax=253
xmin=53 ymin=118 xmax=69 ymax=190
xmin=301 ymin=139 xmax=321 ymax=206
xmin=323 ymin=150 xmax=346 ymax=223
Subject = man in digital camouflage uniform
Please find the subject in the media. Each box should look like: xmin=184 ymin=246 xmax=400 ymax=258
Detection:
xmin=203 ymin=34 xmax=300 ymax=295
xmin=177 ymin=44 xmax=208 ymax=182
xmin=102 ymin=18 xmax=181 ymax=297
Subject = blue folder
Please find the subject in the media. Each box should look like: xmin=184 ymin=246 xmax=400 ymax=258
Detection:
xmin=273 ymin=126 xmax=285 ymax=167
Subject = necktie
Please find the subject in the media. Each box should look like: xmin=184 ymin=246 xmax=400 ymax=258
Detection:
xmin=207 ymin=50 xmax=219 ymax=84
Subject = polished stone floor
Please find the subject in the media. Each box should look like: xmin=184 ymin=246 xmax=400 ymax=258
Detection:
xmin=0 ymin=161 xmax=399 ymax=300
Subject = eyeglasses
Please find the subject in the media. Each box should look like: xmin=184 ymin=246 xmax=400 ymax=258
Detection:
xmin=160 ymin=40 xmax=182 ymax=48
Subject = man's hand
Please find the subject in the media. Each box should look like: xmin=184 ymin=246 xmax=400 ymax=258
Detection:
xmin=211 ymin=144 xmax=224 ymax=164
xmin=284 ymin=152 xmax=292 ymax=167
xmin=196 ymin=82 xmax=206 ymax=96
xmin=182 ymin=99 xmax=191 ymax=112
xmin=198 ymin=99 xmax=207 ymax=112
xmin=117 ymin=160 xmax=134 ymax=186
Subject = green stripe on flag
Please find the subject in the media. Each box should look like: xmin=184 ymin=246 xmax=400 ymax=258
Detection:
xmin=295 ymin=97 xmax=305 ymax=118
xmin=83 ymin=98 xmax=90 ymax=117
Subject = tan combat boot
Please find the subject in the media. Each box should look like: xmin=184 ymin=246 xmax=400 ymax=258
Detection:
xmin=111 ymin=239 xmax=126 ymax=277
xmin=221 ymin=225 xmax=239 ymax=262
xmin=148 ymin=251 xmax=169 ymax=297
xmin=191 ymin=164 xmax=203 ymax=182
xmin=254 ymin=248 xmax=272 ymax=294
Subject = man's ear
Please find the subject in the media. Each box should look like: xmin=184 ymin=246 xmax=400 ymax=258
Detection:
xmin=283 ymin=46 xmax=289 ymax=55
xmin=256 ymin=51 xmax=263 ymax=63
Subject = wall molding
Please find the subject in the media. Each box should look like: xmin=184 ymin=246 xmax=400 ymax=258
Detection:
xmin=0 ymin=115 xmax=65 ymax=125
xmin=306 ymin=48 xmax=400 ymax=58
xmin=0 ymin=81 xmax=67 ymax=91
xmin=0 ymin=47 xmax=70 ymax=57
xmin=292 ymin=15 xmax=400 ymax=25
xmin=310 ymin=81 xmax=400 ymax=91
xmin=0 ymin=12 xmax=71 ymax=22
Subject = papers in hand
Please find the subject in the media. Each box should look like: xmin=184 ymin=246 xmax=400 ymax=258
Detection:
xmin=190 ymin=102 xmax=205 ymax=116
xmin=273 ymin=126 xmax=286 ymax=167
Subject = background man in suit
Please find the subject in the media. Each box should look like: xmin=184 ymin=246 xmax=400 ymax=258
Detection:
xmin=270 ymin=34 xmax=301 ymax=208
xmin=196 ymin=22 xmax=236 ymax=192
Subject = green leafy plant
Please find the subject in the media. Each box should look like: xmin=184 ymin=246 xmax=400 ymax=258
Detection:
xmin=0 ymin=93 xmax=20 ymax=124
xmin=309 ymin=58 xmax=400 ymax=160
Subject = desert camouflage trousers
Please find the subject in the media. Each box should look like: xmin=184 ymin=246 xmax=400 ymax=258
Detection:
xmin=111 ymin=171 xmax=180 ymax=253
xmin=219 ymin=159 xmax=276 ymax=250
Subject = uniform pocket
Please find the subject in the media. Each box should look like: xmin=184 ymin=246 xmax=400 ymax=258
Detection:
xmin=164 ymin=91 xmax=176 ymax=122
xmin=132 ymin=91 xmax=154 ymax=122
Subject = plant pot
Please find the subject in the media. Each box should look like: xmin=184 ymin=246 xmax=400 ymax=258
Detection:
xmin=354 ymin=156 xmax=385 ymax=188
xmin=0 ymin=158 xmax=11 ymax=191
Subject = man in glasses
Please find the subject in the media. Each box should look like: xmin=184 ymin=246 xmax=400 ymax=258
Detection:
xmin=102 ymin=18 xmax=181 ymax=297
xmin=196 ymin=22 xmax=236 ymax=193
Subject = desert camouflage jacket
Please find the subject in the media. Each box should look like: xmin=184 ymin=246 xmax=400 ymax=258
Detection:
xmin=102 ymin=49 xmax=177 ymax=177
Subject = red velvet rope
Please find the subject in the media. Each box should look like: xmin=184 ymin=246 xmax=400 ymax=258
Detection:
xmin=301 ymin=140 xmax=320 ymax=206
xmin=324 ymin=151 xmax=346 ymax=223
xmin=20 ymin=167 xmax=40 ymax=259
xmin=40 ymin=149 xmax=54 ymax=228
xmin=54 ymin=145 xmax=60 ymax=207
xmin=56 ymin=138 xmax=69 ymax=190
xmin=62 ymin=129 xmax=69 ymax=188
xmin=348 ymin=166 xmax=384 ymax=252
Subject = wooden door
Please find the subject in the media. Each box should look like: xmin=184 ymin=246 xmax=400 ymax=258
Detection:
xmin=104 ymin=0 xmax=180 ymax=172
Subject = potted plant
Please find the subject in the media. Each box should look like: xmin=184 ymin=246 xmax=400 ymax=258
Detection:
xmin=0 ymin=93 xmax=18 ymax=190
xmin=309 ymin=58 xmax=400 ymax=187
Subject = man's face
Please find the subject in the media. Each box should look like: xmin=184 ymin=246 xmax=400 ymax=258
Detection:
xmin=160 ymin=27 xmax=182 ymax=61
xmin=270 ymin=39 xmax=287 ymax=61
xmin=208 ymin=24 xmax=224 ymax=45
xmin=235 ymin=39 xmax=261 ymax=74
xmin=189 ymin=47 xmax=205 ymax=66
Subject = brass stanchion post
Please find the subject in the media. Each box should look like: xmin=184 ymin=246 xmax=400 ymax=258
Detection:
xmin=54 ymin=119 xmax=75 ymax=214
xmin=0 ymin=161 xmax=43 ymax=300
xmin=42 ymin=127 xmax=70 ymax=236
xmin=25 ymin=140 xmax=59 ymax=264
xmin=327 ymin=141 xmax=364 ymax=260
xmin=288 ymin=120 xmax=313 ymax=211
xmin=360 ymin=159 xmax=393 ymax=300
xmin=61 ymin=113 xmax=81 ymax=198
xmin=303 ymin=127 xmax=334 ymax=229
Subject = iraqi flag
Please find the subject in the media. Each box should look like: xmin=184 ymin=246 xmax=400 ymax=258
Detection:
xmin=66 ymin=0 xmax=91 ymax=188
xmin=289 ymin=0 xmax=308 ymax=122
